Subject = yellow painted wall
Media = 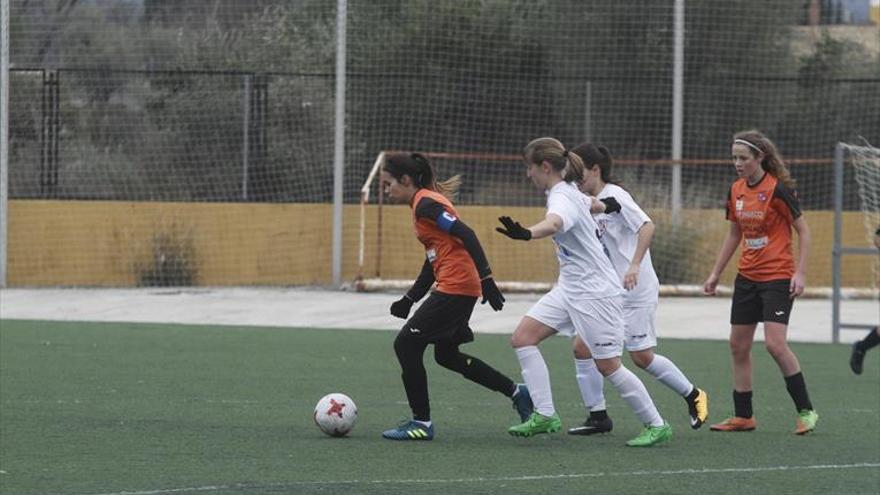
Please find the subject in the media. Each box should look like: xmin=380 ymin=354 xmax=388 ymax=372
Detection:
xmin=7 ymin=200 xmax=878 ymax=287
xmin=8 ymin=200 xmax=334 ymax=286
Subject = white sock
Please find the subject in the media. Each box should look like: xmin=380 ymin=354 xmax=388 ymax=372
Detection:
xmin=606 ymin=365 xmax=664 ymax=427
xmin=644 ymin=354 xmax=694 ymax=397
xmin=413 ymin=419 xmax=432 ymax=428
xmin=575 ymin=358 xmax=606 ymax=412
xmin=515 ymin=346 xmax=555 ymax=417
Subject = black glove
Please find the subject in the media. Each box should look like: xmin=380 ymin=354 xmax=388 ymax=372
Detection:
xmin=390 ymin=295 xmax=414 ymax=319
xmin=496 ymin=216 xmax=532 ymax=241
xmin=599 ymin=196 xmax=621 ymax=214
xmin=480 ymin=277 xmax=505 ymax=311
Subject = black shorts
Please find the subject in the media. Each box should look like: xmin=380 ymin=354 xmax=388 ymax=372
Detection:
xmin=399 ymin=291 xmax=477 ymax=344
xmin=730 ymin=274 xmax=794 ymax=325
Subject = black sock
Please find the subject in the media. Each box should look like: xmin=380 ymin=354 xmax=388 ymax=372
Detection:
xmin=856 ymin=327 xmax=880 ymax=352
xmin=733 ymin=390 xmax=753 ymax=419
xmin=394 ymin=333 xmax=431 ymax=421
xmin=685 ymin=387 xmax=699 ymax=403
xmin=784 ymin=372 xmax=813 ymax=412
xmin=509 ymin=383 xmax=520 ymax=397
xmin=433 ymin=343 xmax=515 ymax=396
xmin=590 ymin=409 xmax=610 ymax=421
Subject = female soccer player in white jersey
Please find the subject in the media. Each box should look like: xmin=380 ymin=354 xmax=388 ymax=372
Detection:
xmin=496 ymin=137 xmax=671 ymax=447
xmin=566 ymin=143 xmax=708 ymax=437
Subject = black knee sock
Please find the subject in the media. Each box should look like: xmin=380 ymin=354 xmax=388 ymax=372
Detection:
xmin=733 ymin=390 xmax=753 ymax=419
xmin=434 ymin=344 xmax=515 ymax=396
xmin=394 ymin=334 xmax=431 ymax=421
xmin=856 ymin=327 xmax=880 ymax=352
xmin=784 ymin=372 xmax=813 ymax=412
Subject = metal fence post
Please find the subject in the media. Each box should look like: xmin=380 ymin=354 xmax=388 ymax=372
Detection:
xmin=832 ymin=142 xmax=844 ymax=344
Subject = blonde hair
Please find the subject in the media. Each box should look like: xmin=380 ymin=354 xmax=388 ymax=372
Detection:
xmin=522 ymin=137 xmax=584 ymax=184
xmin=384 ymin=152 xmax=461 ymax=201
xmin=733 ymin=129 xmax=796 ymax=189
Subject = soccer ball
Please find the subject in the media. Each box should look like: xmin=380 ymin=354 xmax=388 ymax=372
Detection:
xmin=313 ymin=393 xmax=357 ymax=437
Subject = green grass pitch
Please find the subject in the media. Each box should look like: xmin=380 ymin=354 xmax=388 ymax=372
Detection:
xmin=1 ymin=319 xmax=878 ymax=495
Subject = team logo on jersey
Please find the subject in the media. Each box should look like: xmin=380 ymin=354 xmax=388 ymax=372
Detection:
xmin=744 ymin=236 xmax=768 ymax=249
xmin=757 ymin=192 xmax=767 ymax=202
xmin=735 ymin=199 xmax=744 ymax=211
xmin=596 ymin=219 xmax=608 ymax=238
xmin=426 ymin=248 xmax=437 ymax=262
xmin=554 ymin=241 xmax=571 ymax=258
xmin=737 ymin=211 xmax=764 ymax=219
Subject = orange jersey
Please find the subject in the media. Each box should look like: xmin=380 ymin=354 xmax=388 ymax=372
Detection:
xmin=726 ymin=174 xmax=801 ymax=281
xmin=411 ymin=189 xmax=482 ymax=297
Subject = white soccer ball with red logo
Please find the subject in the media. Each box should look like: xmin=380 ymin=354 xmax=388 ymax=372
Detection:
xmin=314 ymin=393 xmax=358 ymax=437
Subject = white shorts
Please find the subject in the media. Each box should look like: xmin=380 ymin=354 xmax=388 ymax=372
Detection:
xmin=526 ymin=286 xmax=624 ymax=360
xmin=622 ymin=304 xmax=658 ymax=352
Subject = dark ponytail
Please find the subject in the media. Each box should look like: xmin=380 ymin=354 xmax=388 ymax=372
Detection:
xmin=571 ymin=142 xmax=618 ymax=185
xmin=384 ymin=152 xmax=461 ymax=200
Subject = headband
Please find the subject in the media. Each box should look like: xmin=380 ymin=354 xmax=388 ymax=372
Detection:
xmin=734 ymin=138 xmax=762 ymax=153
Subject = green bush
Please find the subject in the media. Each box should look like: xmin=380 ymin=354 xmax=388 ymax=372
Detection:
xmin=650 ymin=222 xmax=704 ymax=285
xmin=136 ymin=228 xmax=198 ymax=286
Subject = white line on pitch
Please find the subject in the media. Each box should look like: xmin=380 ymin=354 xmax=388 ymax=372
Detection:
xmin=68 ymin=462 xmax=880 ymax=495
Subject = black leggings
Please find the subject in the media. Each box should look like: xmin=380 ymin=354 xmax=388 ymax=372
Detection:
xmin=393 ymin=333 xmax=515 ymax=421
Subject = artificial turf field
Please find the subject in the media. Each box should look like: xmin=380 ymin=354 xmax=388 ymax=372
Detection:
xmin=0 ymin=319 xmax=878 ymax=495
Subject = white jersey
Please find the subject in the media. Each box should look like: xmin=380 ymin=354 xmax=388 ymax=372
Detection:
xmin=546 ymin=181 xmax=622 ymax=300
xmin=593 ymin=183 xmax=660 ymax=307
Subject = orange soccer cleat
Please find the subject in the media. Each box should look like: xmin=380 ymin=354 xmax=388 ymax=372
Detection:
xmin=709 ymin=416 xmax=756 ymax=432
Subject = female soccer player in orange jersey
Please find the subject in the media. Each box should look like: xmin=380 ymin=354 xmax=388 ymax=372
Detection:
xmin=378 ymin=152 xmax=532 ymax=441
xmin=703 ymin=129 xmax=818 ymax=435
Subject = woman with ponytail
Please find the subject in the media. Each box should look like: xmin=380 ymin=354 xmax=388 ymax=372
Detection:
xmin=379 ymin=152 xmax=533 ymax=441
xmin=496 ymin=138 xmax=671 ymax=447
xmin=703 ymin=129 xmax=818 ymax=435
xmin=566 ymin=142 xmax=709 ymax=437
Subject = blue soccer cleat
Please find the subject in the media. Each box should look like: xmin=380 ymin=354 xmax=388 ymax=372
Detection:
xmin=382 ymin=420 xmax=434 ymax=441
xmin=511 ymin=383 xmax=534 ymax=422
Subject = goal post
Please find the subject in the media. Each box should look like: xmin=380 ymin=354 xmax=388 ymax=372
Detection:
xmin=832 ymin=142 xmax=880 ymax=343
xmin=1 ymin=0 xmax=9 ymax=288
xmin=357 ymin=151 xmax=387 ymax=284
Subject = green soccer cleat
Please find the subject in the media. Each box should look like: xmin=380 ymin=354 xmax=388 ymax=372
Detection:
xmin=508 ymin=412 xmax=562 ymax=437
xmin=625 ymin=423 xmax=672 ymax=447
xmin=795 ymin=409 xmax=819 ymax=435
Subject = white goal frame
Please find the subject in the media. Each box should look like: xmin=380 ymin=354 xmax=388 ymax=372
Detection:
xmin=832 ymin=142 xmax=880 ymax=343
